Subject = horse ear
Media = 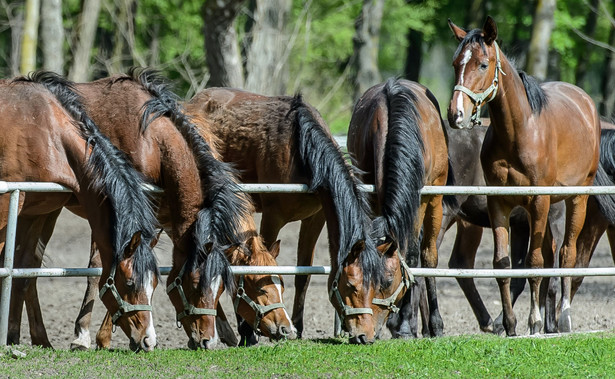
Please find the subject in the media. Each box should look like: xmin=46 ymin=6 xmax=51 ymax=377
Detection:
xmin=349 ymin=240 xmax=366 ymax=262
xmin=124 ymin=231 xmax=142 ymax=259
xmin=269 ymin=240 xmax=281 ymax=259
xmin=448 ymin=19 xmax=467 ymax=42
xmin=224 ymin=243 xmax=248 ymax=263
xmin=150 ymin=228 xmax=164 ymax=249
xmin=376 ymin=241 xmax=393 ymax=256
xmin=483 ymin=16 xmax=498 ymax=45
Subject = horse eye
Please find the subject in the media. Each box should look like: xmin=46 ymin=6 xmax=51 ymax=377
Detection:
xmin=480 ymin=62 xmax=489 ymax=70
xmin=259 ymin=288 xmax=268 ymax=295
xmin=126 ymin=278 xmax=135 ymax=288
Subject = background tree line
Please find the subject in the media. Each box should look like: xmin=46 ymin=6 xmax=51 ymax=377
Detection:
xmin=1 ymin=0 xmax=614 ymax=133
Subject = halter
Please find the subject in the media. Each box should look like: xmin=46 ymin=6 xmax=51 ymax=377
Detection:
xmin=454 ymin=41 xmax=507 ymax=126
xmin=166 ymin=260 xmax=217 ymax=328
xmin=233 ymin=275 xmax=286 ymax=334
xmin=99 ymin=262 xmax=153 ymax=325
xmin=328 ymin=259 xmax=374 ymax=328
xmin=371 ymin=250 xmax=413 ymax=313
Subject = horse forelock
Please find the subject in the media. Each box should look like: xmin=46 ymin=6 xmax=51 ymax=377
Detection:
xmin=21 ymin=71 xmax=160 ymax=286
xmin=381 ymin=79 xmax=424 ymax=258
xmin=290 ymin=95 xmax=382 ymax=287
xmin=453 ymin=29 xmax=487 ymax=62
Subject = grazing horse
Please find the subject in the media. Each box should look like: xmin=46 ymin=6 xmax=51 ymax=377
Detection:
xmin=15 ymin=69 xmax=294 ymax=350
xmin=347 ymin=78 xmax=450 ymax=337
xmin=185 ymin=88 xmax=384 ymax=344
xmin=448 ymin=17 xmax=601 ymax=335
xmin=0 ymin=73 xmax=160 ymax=352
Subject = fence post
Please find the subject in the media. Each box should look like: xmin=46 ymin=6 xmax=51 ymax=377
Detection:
xmin=0 ymin=190 xmax=21 ymax=346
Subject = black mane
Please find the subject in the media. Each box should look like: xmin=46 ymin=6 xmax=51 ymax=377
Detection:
xmin=289 ymin=95 xmax=383 ymax=287
xmin=17 ymin=71 xmax=159 ymax=287
xmin=518 ymin=71 xmax=549 ymax=115
xmin=128 ymin=67 xmax=248 ymax=292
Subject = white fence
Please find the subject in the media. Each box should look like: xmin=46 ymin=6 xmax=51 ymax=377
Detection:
xmin=3 ymin=182 xmax=615 ymax=345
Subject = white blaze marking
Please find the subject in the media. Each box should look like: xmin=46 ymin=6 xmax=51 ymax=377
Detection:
xmin=457 ymin=49 xmax=472 ymax=116
xmin=271 ymin=276 xmax=295 ymax=332
xmin=144 ymin=272 xmax=157 ymax=347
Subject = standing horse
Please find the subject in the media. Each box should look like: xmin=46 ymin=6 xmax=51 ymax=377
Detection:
xmin=448 ymin=17 xmax=601 ymax=335
xmin=0 ymin=73 xmax=160 ymax=351
xmin=347 ymin=78 xmax=450 ymax=337
xmin=185 ymin=89 xmax=384 ymax=344
xmin=14 ymin=69 xmax=294 ymax=350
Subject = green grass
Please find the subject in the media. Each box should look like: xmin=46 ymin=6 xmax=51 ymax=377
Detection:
xmin=2 ymin=333 xmax=615 ymax=378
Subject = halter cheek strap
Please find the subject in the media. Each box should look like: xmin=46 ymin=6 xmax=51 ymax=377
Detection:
xmin=233 ymin=275 xmax=286 ymax=334
xmin=99 ymin=263 xmax=153 ymax=325
xmin=454 ymin=41 xmax=507 ymax=126
xmin=371 ymin=251 xmax=414 ymax=313
xmin=166 ymin=261 xmax=217 ymax=328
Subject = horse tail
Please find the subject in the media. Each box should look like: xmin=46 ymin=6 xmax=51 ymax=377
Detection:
xmin=380 ymin=78 xmax=424 ymax=260
xmin=129 ymin=67 xmax=246 ymax=291
xmin=17 ymin=71 xmax=159 ymax=285
xmin=594 ymin=129 xmax=615 ymax=225
xmin=289 ymin=95 xmax=382 ymax=287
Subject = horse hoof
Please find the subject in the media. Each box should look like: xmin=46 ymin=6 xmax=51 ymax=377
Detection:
xmin=479 ymin=323 xmax=494 ymax=334
xmin=69 ymin=343 xmax=89 ymax=351
xmin=529 ymin=320 xmax=543 ymax=335
xmin=558 ymin=308 xmax=572 ymax=333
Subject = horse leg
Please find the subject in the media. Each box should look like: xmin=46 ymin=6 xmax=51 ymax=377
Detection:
xmin=539 ymin=221 xmax=557 ymax=333
xmin=558 ymin=195 xmax=589 ymax=333
xmin=448 ymin=219 xmax=493 ymax=332
xmin=292 ymin=210 xmax=325 ymax=339
xmin=488 ymin=198 xmax=516 ymax=336
xmin=386 ymin=275 xmax=422 ymax=339
xmin=421 ymin=195 xmax=444 ymax=337
xmin=95 ymin=311 xmax=112 ymax=349
xmin=70 ymin=239 xmax=102 ymax=350
xmin=215 ymin=303 xmax=238 ymax=347
xmin=525 ymin=196 xmax=550 ymax=335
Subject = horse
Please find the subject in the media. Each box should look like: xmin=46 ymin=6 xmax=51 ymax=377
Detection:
xmin=346 ymin=78 xmax=451 ymax=337
xmin=0 ymin=72 xmax=160 ymax=352
xmin=448 ymin=16 xmax=601 ymax=336
xmin=184 ymin=88 xmax=384 ymax=344
xmin=13 ymin=69 xmax=294 ymax=350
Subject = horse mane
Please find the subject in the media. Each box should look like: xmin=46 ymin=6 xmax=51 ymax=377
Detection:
xmin=593 ymin=129 xmax=615 ymax=225
xmin=127 ymin=67 xmax=249 ymax=292
xmin=380 ymin=78 xmax=424 ymax=260
xmin=518 ymin=71 xmax=549 ymax=115
xmin=289 ymin=95 xmax=383 ymax=287
xmin=15 ymin=71 xmax=159 ymax=288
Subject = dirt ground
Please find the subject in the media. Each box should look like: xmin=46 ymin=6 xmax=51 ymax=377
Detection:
xmin=14 ymin=209 xmax=615 ymax=350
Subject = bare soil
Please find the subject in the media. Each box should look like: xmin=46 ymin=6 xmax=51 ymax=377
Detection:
xmin=15 ymin=210 xmax=615 ymax=350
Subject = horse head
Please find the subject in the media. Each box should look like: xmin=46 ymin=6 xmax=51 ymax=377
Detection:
xmin=98 ymin=231 xmax=159 ymax=352
xmin=448 ymin=16 xmax=503 ymax=129
xmin=227 ymin=236 xmax=297 ymax=341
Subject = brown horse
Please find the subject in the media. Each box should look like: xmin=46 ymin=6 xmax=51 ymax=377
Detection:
xmin=0 ymin=73 xmax=160 ymax=351
xmin=347 ymin=78 xmax=450 ymax=337
xmin=448 ymin=17 xmax=601 ymax=336
xmin=14 ymin=69 xmax=294 ymax=350
xmin=185 ymin=88 xmax=384 ymax=344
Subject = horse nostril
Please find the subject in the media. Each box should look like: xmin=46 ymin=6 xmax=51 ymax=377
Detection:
xmin=279 ymin=326 xmax=289 ymax=337
xmin=142 ymin=336 xmax=153 ymax=350
xmin=200 ymin=339 xmax=210 ymax=349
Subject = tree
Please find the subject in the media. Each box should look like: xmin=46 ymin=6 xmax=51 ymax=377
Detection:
xmin=351 ymin=0 xmax=384 ymax=102
xmin=68 ymin=0 xmax=102 ymax=82
xmin=40 ymin=0 xmax=63 ymax=74
xmin=574 ymin=0 xmax=600 ymax=87
xmin=526 ymin=0 xmax=556 ymax=80
xmin=20 ymin=0 xmax=39 ymax=74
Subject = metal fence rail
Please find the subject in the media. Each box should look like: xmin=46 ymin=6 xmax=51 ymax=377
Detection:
xmin=3 ymin=181 xmax=615 ymax=345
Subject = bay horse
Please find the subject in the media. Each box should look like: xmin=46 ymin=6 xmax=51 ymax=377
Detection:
xmin=185 ymin=88 xmax=384 ymax=344
xmin=0 ymin=73 xmax=160 ymax=351
xmin=448 ymin=16 xmax=601 ymax=335
xmin=347 ymin=78 xmax=451 ymax=337
xmin=13 ymin=69 xmax=294 ymax=350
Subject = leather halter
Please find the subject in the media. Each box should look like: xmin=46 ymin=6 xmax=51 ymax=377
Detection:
xmin=166 ymin=260 xmax=217 ymax=327
xmin=233 ymin=275 xmax=286 ymax=334
xmin=99 ymin=262 xmax=153 ymax=325
xmin=371 ymin=250 xmax=413 ymax=313
xmin=454 ymin=41 xmax=506 ymax=126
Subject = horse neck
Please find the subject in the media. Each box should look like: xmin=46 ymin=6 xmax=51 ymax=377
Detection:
xmin=487 ymin=54 xmax=534 ymax=142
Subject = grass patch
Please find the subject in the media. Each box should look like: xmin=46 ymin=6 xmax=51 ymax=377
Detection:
xmin=2 ymin=333 xmax=615 ymax=377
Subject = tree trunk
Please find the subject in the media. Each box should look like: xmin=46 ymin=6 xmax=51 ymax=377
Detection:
xmin=202 ymin=0 xmax=245 ymax=88
xmin=575 ymin=0 xmax=600 ymax=87
xmin=526 ymin=0 xmax=556 ymax=80
xmin=244 ymin=0 xmax=291 ymax=95
xmin=40 ymin=0 xmax=64 ymax=74
xmin=351 ymin=0 xmax=384 ymax=103
xmin=68 ymin=0 xmax=102 ymax=82
xmin=600 ymin=6 xmax=615 ymax=119
xmin=20 ymin=0 xmax=40 ymax=74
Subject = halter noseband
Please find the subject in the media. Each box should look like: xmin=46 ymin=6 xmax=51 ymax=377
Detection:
xmin=371 ymin=250 xmax=413 ymax=313
xmin=166 ymin=260 xmax=217 ymax=328
xmin=233 ymin=275 xmax=286 ymax=334
xmin=454 ymin=41 xmax=507 ymax=126
xmin=99 ymin=262 xmax=153 ymax=325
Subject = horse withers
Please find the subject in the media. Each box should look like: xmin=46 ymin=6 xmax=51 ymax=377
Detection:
xmin=448 ymin=16 xmax=600 ymax=336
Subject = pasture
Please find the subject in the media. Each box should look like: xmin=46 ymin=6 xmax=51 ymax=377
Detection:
xmin=3 ymin=334 xmax=615 ymax=377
